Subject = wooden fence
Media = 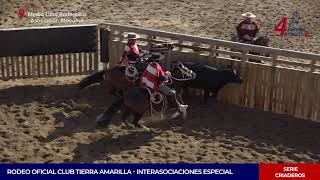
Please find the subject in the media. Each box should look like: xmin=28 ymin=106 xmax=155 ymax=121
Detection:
xmin=101 ymin=23 xmax=320 ymax=121
xmin=0 ymin=24 xmax=101 ymax=80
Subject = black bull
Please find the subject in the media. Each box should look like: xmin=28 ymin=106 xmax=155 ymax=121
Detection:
xmin=172 ymin=62 xmax=244 ymax=102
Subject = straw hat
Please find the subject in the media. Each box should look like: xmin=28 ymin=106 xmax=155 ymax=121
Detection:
xmin=125 ymin=32 xmax=140 ymax=39
xmin=242 ymin=12 xmax=256 ymax=18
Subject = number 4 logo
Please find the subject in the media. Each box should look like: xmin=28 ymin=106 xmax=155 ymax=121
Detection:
xmin=274 ymin=18 xmax=287 ymax=36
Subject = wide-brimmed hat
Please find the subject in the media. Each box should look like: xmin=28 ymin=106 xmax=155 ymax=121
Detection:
xmin=150 ymin=53 xmax=164 ymax=62
xmin=125 ymin=32 xmax=140 ymax=39
xmin=242 ymin=12 xmax=256 ymax=18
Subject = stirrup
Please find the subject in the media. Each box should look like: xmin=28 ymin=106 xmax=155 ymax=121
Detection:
xmin=151 ymin=92 xmax=164 ymax=104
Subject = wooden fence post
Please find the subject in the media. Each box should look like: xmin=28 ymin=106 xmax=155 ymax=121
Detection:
xmin=100 ymin=26 xmax=111 ymax=69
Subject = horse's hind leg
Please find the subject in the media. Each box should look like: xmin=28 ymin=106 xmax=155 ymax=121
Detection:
xmin=132 ymin=114 xmax=150 ymax=131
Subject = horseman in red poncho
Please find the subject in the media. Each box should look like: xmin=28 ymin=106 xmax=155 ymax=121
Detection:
xmin=140 ymin=53 xmax=188 ymax=118
xmin=236 ymin=12 xmax=260 ymax=43
xmin=117 ymin=32 xmax=147 ymax=72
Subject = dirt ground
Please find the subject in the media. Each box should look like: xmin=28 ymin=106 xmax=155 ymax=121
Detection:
xmin=0 ymin=0 xmax=319 ymax=163
xmin=0 ymin=0 xmax=319 ymax=53
xmin=0 ymin=77 xmax=319 ymax=163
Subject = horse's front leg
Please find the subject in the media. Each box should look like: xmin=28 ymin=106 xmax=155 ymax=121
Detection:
xmin=132 ymin=113 xmax=150 ymax=131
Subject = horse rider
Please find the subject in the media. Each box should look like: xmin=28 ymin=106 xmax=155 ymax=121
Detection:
xmin=140 ymin=53 xmax=188 ymax=118
xmin=236 ymin=12 xmax=260 ymax=43
xmin=117 ymin=32 xmax=146 ymax=72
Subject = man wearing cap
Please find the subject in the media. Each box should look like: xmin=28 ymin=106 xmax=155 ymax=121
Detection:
xmin=140 ymin=53 xmax=188 ymax=118
xmin=117 ymin=32 xmax=146 ymax=72
xmin=236 ymin=12 xmax=260 ymax=43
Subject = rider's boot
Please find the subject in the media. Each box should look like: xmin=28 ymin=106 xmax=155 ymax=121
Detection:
xmin=168 ymin=94 xmax=188 ymax=119
xmin=177 ymin=101 xmax=188 ymax=120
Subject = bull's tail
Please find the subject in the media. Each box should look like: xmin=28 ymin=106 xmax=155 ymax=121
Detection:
xmin=78 ymin=70 xmax=105 ymax=90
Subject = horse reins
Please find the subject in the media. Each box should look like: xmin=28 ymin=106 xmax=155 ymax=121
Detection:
xmin=170 ymin=63 xmax=195 ymax=81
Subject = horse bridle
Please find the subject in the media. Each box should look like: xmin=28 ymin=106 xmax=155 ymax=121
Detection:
xmin=170 ymin=62 xmax=196 ymax=81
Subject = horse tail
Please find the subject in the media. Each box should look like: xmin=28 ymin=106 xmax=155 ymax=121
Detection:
xmin=78 ymin=70 xmax=105 ymax=90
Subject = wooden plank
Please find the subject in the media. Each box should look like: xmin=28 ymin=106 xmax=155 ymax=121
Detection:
xmin=57 ymin=54 xmax=62 ymax=76
xmin=5 ymin=57 xmax=10 ymax=79
xmin=40 ymin=55 xmax=45 ymax=77
xmin=301 ymin=72 xmax=311 ymax=119
xmin=21 ymin=56 xmax=26 ymax=78
xmin=293 ymin=71 xmax=302 ymax=118
xmin=268 ymin=55 xmax=277 ymax=111
xmin=94 ymin=52 xmax=99 ymax=72
xmin=83 ymin=53 xmax=88 ymax=73
xmin=26 ymin=56 xmax=31 ymax=78
xmin=9 ymin=57 xmax=14 ymax=79
xmin=251 ymin=64 xmax=259 ymax=108
xmin=73 ymin=53 xmax=78 ymax=75
xmin=306 ymin=73 xmax=315 ymax=119
xmin=62 ymin=54 xmax=67 ymax=75
xmin=68 ymin=53 xmax=73 ymax=75
xmin=311 ymin=75 xmax=320 ymax=120
xmin=276 ymin=58 xmax=311 ymax=67
xmin=0 ymin=57 xmax=4 ymax=79
xmin=247 ymin=64 xmax=255 ymax=108
xmin=214 ymin=48 xmax=272 ymax=63
xmin=47 ymin=55 xmax=52 ymax=77
xmin=263 ymin=66 xmax=271 ymax=110
xmin=282 ymin=69 xmax=290 ymax=114
xmin=78 ymin=53 xmax=83 ymax=74
xmin=239 ymin=60 xmax=248 ymax=107
xmin=35 ymin=55 xmax=40 ymax=78
xmin=52 ymin=54 xmax=57 ymax=77
xmin=278 ymin=69 xmax=285 ymax=113
xmin=289 ymin=70 xmax=298 ymax=115
xmin=257 ymin=66 xmax=265 ymax=109
xmin=36 ymin=55 xmax=42 ymax=78
xmin=38 ymin=55 xmax=42 ymax=77
xmin=88 ymin=52 xmax=93 ymax=73
xmin=279 ymin=69 xmax=287 ymax=113
xmin=17 ymin=56 xmax=22 ymax=78
xmin=45 ymin=55 xmax=50 ymax=77
xmin=272 ymin=68 xmax=279 ymax=112
xmin=10 ymin=56 xmax=17 ymax=79
xmin=286 ymin=70 xmax=293 ymax=114
xmin=260 ymin=65 xmax=266 ymax=109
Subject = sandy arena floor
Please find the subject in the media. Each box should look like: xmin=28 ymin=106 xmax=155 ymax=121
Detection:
xmin=0 ymin=77 xmax=319 ymax=163
xmin=0 ymin=0 xmax=319 ymax=163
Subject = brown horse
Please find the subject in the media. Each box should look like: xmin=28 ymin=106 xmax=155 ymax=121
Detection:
xmin=96 ymin=62 xmax=196 ymax=131
xmin=119 ymin=62 xmax=195 ymax=130
xmin=78 ymin=65 xmax=137 ymax=97
xmin=78 ymin=43 xmax=175 ymax=96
